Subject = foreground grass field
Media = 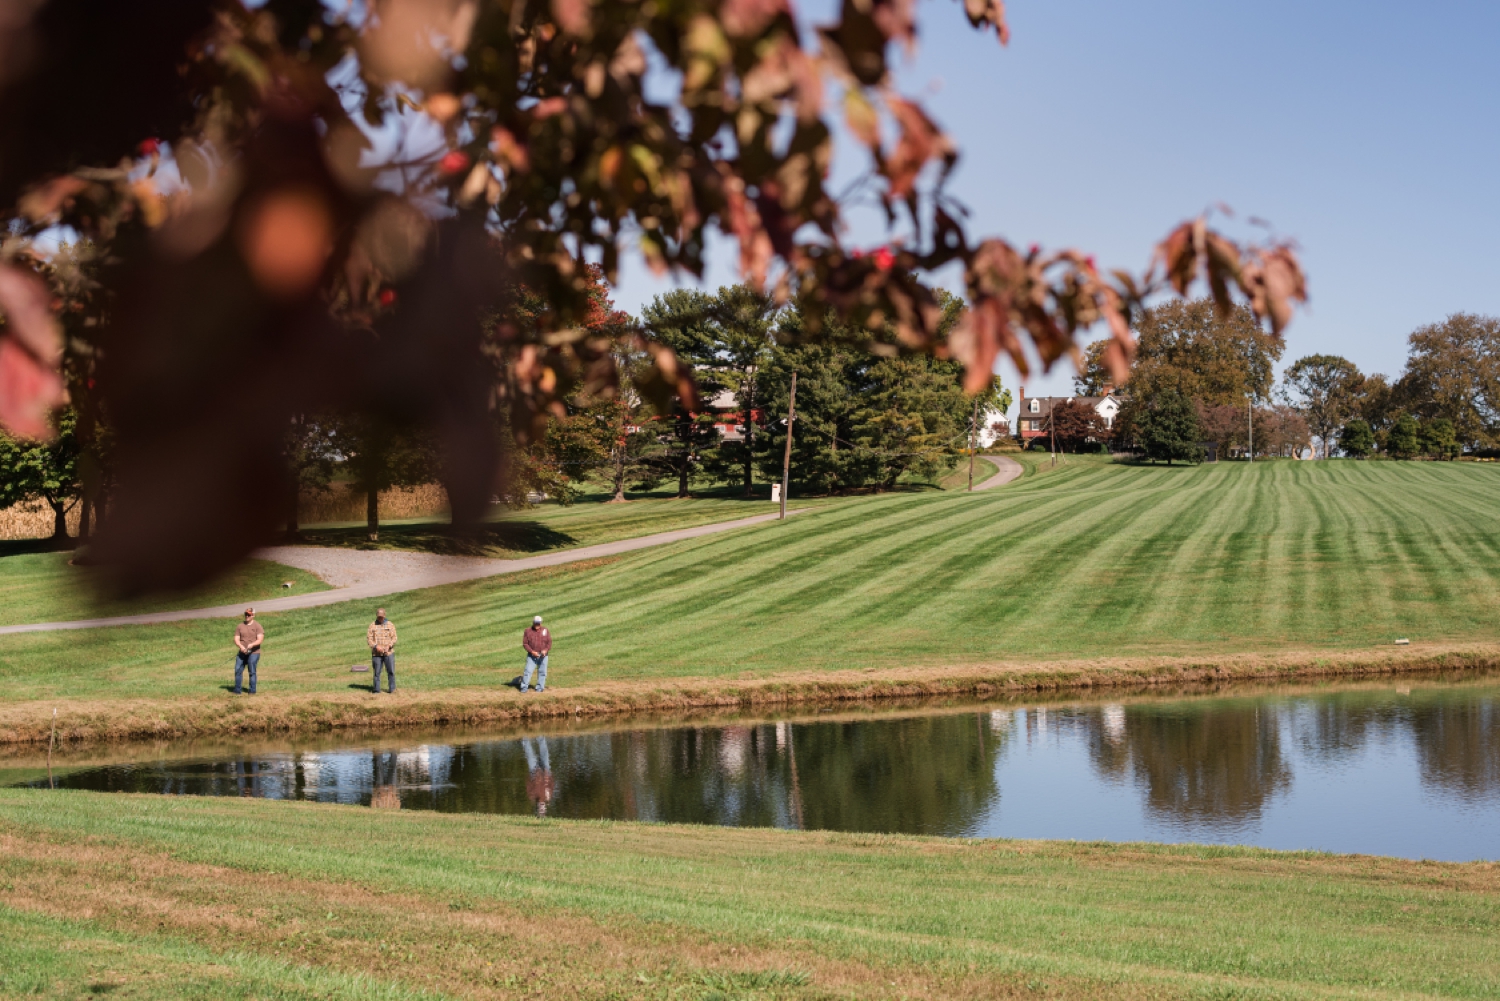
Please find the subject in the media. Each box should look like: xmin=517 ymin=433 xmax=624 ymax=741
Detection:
xmin=0 ymin=789 xmax=1495 ymax=999
xmin=2 ymin=457 xmax=1499 ymax=743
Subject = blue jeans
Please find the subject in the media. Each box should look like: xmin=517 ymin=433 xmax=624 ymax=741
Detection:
xmin=371 ymin=652 xmax=396 ymax=693
xmin=521 ymin=654 xmax=547 ymax=692
xmin=234 ymin=650 xmax=259 ymax=694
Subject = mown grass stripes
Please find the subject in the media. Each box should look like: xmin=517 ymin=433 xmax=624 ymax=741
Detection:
xmin=2 ymin=457 xmax=1499 ymax=701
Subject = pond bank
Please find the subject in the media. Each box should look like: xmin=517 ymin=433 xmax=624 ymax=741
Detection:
xmin=3 ymin=641 xmax=1496 ymax=745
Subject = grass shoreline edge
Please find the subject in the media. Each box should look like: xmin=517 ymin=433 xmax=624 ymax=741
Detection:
xmin=6 ymin=641 xmax=1495 ymax=746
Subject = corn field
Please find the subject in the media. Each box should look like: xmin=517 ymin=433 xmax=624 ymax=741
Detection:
xmin=0 ymin=483 xmax=449 ymax=542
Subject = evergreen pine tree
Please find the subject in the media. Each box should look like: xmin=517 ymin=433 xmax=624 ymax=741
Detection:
xmin=1137 ymin=390 xmax=1204 ymax=465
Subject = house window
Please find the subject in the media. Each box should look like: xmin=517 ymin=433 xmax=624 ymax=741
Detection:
xmin=1029 ymin=399 xmax=1039 ymax=413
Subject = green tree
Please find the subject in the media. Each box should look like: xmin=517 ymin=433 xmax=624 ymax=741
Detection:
xmin=861 ymin=354 xmax=971 ymax=488
xmin=1387 ymin=414 xmax=1421 ymax=458
xmin=1135 ymin=389 xmax=1203 ymax=465
xmin=282 ymin=414 xmax=337 ymax=537
xmin=1281 ymin=355 xmax=1363 ymax=459
xmin=1073 ymin=341 xmax=1117 ymax=397
xmin=1395 ymin=314 xmax=1500 ymax=450
xmin=708 ymin=286 xmax=779 ymax=496
xmin=756 ymin=338 xmax=878 ymax=495
xmin=1352 ymin=373 xmax=1397 ymax=448
xmin=0 ymin=408 xmax=81 ymax=539
xmin=1129 ymin=300 xmax=1285 ymax=407
xmin=330 ymin=418 xmax=441 ymax=541
xmin=641 ymin=289 xmax=726 ymax=498
xmin=1418 ymin=417 xmax=1459 ymax=460
xmin=1338 ymin=419 xmax=1374 ymax=459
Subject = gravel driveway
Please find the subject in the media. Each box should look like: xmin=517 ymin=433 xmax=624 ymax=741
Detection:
xmin=255 ymin=546 xmax=500 ymax=589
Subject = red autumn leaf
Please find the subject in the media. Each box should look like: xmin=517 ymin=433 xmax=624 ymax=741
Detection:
xmin=884 ymin=98 xmax=953 ymax=199
xmin=962 ymin=0 xmax=1009 ymax=43
xmin=1158 ymin=221 xmax=1197 ymax=297
xmin=872 ymin=246 xmax=895 ymax=271
xmin=1240 ymin=244 xmax=1307 ymax=335
xmin=378 ymin=288 xmax=397 ymax=307
xmin=138 ymin=137 xmax=161 ymax=156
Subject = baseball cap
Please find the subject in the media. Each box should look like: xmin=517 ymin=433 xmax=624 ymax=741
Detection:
xmin=533 ymin=615 xmax=543 ymax=624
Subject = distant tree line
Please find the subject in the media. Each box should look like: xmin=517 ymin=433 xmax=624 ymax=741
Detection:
xmin=0 ymin=272 xmax=1001 ymax=543
xmin=1074 ymin=300 xmax=1495 ymax=462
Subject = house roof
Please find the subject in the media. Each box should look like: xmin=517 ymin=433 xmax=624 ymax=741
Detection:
xmin=1019 ymin=395 xmax=1120 ymax=419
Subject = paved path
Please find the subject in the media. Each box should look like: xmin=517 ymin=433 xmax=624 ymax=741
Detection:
xmin=972 ymin=455 xmax=1024 ymax=490
xmin=255 ymin=546 xmax=497 ymax=589
xmin=0 ymin=510 xmax=801 ymax=635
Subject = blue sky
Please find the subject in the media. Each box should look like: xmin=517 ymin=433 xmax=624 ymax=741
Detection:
xmin=611 ymin=0 xmax=1500 ymax=408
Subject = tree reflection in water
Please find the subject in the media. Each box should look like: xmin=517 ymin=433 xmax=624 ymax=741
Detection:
xmin=1408 ymin=695 xmax=1500 ymax=800
xmin=436 ymin=714 xmax=1005 ymax=834
xmin=21 ymin=684 xmax=1500 ymax=849
xmin=1086 ymin=703 xmax=1292 ymax=828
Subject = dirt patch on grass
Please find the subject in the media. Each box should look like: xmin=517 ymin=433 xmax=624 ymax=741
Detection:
xmin=3 ymin=641 xmax=1497 ymax=745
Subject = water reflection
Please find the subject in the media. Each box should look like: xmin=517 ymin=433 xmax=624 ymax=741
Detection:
xmin=1086 ymin=704 xmax=1291 ymax=826
xmin=13 ymin=681 xmax=1500 ymax=860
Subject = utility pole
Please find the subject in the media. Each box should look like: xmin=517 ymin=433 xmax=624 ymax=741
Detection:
xmin=1247 ymin=395 xmax=1254 ymax=462
xmin=1049 ymin=402 xmax=1057 ymax=468
xmin=779 ymin=371 xmax=797 ymax=521
xmin=967 ymin=396 xmax=979 ymax=491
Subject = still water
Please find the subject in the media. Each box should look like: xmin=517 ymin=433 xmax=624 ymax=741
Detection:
xmin=12 ymin=676 xmax=1500 ymax=860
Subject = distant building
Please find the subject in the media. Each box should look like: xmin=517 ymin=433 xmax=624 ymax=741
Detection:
xmin=1013 ymin=388 xmax=1125 ymax=446
xmin=981 ymin=412 xmax=1010 ymax=447
xmin=705 ymin=387 xmax=763 ymax=442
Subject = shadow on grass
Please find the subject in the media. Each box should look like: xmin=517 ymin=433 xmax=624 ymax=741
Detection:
xmin=292 ymin=520 xmax=577 ymax=557
xmin=0 ymin=537 xmax=76 ymax=558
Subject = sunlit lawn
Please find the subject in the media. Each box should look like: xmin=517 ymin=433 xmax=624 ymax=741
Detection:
xmin=0 ymin=789 xmax=1495 ymax=999
xmin=1 ymin=457 xmax=1498 ymax=704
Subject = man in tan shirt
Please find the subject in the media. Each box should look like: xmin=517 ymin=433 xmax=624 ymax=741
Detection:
xmin=367 ymin=608 xmax=398 ymax=694
xmin=233 ymin=607 xmax=264 ymax=695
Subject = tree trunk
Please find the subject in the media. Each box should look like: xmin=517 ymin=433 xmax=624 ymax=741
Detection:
xmin=741 ymin=379 xmax=755 ymax=496
xmin=48 ymin=500 xmax=68 ymax=540
xmin=611 ymin=448 xmax=628 ymax=502
xmin=366 ymin=487 xmax=379 ymax=541
xmin=78 ymin=497 xmax=91 ymax=541
xmin=677 ymin=421 xmax=690 ymax=498
xmin=286 ymin=477 xmax=301 ymax=537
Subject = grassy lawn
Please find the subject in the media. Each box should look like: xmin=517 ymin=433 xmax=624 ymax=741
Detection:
xmin=0 ymin=547 xmax=330 ymax=628
xmin=3 ymin=457 xmax=1499 ymax=709
xmin=289 ymin=487 xmax=843 ymax=556
xmin=0 ymin=789 xmax=1495 ymax=999
xmin=0 ymin=491 xmax=852 ymax=630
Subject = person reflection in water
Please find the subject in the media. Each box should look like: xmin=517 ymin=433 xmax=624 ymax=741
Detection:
xmin=370 ymin=749 xmax=401 ymax=810
xmin=522 ymin=736 xmax=554 ymax=817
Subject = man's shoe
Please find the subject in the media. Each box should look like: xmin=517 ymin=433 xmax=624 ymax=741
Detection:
xmin=535 ymin=688 xmax=545 ymax=693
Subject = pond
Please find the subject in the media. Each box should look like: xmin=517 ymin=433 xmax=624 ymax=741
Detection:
xmin=9 ymin=673 xmax=1500 ymax=861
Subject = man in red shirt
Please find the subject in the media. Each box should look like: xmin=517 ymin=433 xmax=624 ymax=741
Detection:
xmin=233 ymin=607 xmax=264 ymax=694
xmin=520 ymin=614 xmax=551 ymax=693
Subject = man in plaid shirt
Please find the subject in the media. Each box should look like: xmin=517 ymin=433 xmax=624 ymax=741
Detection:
xmin=367 ymin=608 xmax=398 ymax=694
